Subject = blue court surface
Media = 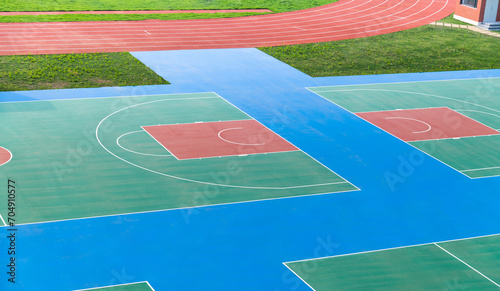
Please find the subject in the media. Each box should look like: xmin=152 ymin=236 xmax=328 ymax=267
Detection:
xmin=1 ymin=48 xmax=500 ymax=290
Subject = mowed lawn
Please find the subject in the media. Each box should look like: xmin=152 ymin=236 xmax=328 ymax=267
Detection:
xmin=0 ymin=0 xmax=337 ymax=13
xmin=260 ymin=25 xmax=500 ymax=76
xmin=0 ymin=53 xmax=168 ymax=91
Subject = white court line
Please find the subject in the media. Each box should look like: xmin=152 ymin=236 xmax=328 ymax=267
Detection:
xmin=283 ymin=263 xmax=316 ymax=291
xmin=0 ymin=92 xmax=217 ymax=104
xmin=308 ymin=77 xmax=500 ymax=90
xmin=284 ymin=232 xmax=500 ymax=264
xmin=116 ymin=130 xmax=173 ymax=157
xmin=14 ymin=188 xmax=357 ymax=227
xmin=434 ymin=243 xmax=500 ymax=288
xmin=0 ymin=214 xmax=6 ymax=226
xmin=462 ymin=166 xmax=500 ymax=172
xmin=307 ymin=88 xmax=500 ymax=115
xmin=455 ymin=109 xmax=500 ymax=122
xmin=146 ymin=281 xmax=156 ymax=291
xmin=73 ymin=281 xmax=153 ymax=291
xmin=218 ymin=127 xmax=266 ymax=146
xmin=384 ymin=116 xmax=432 ymax=133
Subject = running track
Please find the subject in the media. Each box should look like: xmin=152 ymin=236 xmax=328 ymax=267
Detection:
xmin=0 ymin=0 xmax=454 ymax=55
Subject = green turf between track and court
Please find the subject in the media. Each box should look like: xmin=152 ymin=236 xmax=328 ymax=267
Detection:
xmin=0 ymin=0 xmax=337 ymax=13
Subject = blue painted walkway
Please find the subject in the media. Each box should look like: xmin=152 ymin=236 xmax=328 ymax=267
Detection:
xmin=1 ymin=48 xmax=500 ymax=290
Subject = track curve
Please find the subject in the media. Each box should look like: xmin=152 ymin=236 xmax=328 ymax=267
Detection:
xmin=0 ymin=0 xmax=454 ymax=55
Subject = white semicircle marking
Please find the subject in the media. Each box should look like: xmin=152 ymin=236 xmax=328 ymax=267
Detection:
xmin=218 ymin=127 xmax=266 ymax=146
xmin=385 ymin=116 xmax=432 ymax=134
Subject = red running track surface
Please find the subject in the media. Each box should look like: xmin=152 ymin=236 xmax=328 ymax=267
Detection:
xmin=0 ymin=0 xmax=455 ymax=55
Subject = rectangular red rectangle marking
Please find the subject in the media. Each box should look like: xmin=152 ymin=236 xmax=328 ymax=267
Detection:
xmin=142 ymin=120 xmax=298 ymax=160
xmin=356 ymin=107 xmax=500 ymax=142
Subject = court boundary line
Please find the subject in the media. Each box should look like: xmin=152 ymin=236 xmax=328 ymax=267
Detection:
xmin=72 ymin=281 xmax=154 ymax=291
xmin=213 ymin=93 xmax=361 ymax=192
xmin=284 ymin=232 xmax=500 ymax=264
xmin=310 ymin=76 xmax=500 ymax=89
xmin=0 ymin=213 xmax=6 ymax=226
xmin=307 ymin=87 xmax=500 ymax=179
xmin=434 ymin=243 xmax=500 ymax=287
xmin=462 ymin=166 xmax=500 ymax=172
xmin=0 ymin=91 xmax=213 ymax=104
xmin=283 ymin=263 xmax=316 ymax=291
xmin=8 ymin=188 xmax=358 ymax=227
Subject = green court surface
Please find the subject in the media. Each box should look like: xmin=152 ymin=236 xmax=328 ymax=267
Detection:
xmin=286 ymin=234 xmax=500 ymax=290
xmin=0 ymin=92 xmax=356 ymax=224
xmin=309 ymin=78 xmax=500 ymax=178
xmin=77 ymin=282 xmax=153 ymax=291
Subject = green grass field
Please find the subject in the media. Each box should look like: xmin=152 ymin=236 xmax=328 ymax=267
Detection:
xmin=0 ymin=0 xmax=336 ymax=13
xmin=0 ymin=52 xmax=168 ymax=91
xmin=259 ymin=25 xmax=500 ymax=77
xmin=0 ymin=11 xmax=269 ymax=23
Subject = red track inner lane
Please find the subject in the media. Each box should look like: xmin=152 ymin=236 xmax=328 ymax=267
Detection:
xmin=0 ymin=0 xmax=455 ymax=55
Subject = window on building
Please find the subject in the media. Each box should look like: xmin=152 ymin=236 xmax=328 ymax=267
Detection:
xmin=460 ymin=0 xmax=478 ymax=8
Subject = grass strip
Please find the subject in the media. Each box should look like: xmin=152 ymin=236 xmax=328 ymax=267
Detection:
xmin=0 ymin=0 xmax=337 ymax=13
xmin=259 ymin=25 xmax=500 ymax=77
xmin=437 ymin=13 xmax=471 ymax=25
xmin=0 ymin=12 xmax=269 ymax=23
xmin=0 ymin=52 xmax=168 ymax=91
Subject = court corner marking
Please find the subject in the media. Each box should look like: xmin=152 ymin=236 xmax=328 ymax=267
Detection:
xmin=72 ymin=281 xmax=154 ymax=291
xmin=283 ymin=262 xmax=316 ymax=291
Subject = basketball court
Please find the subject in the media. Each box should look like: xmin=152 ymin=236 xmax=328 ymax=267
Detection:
xmin=0 ymin=47 xmax=499 ymax=290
